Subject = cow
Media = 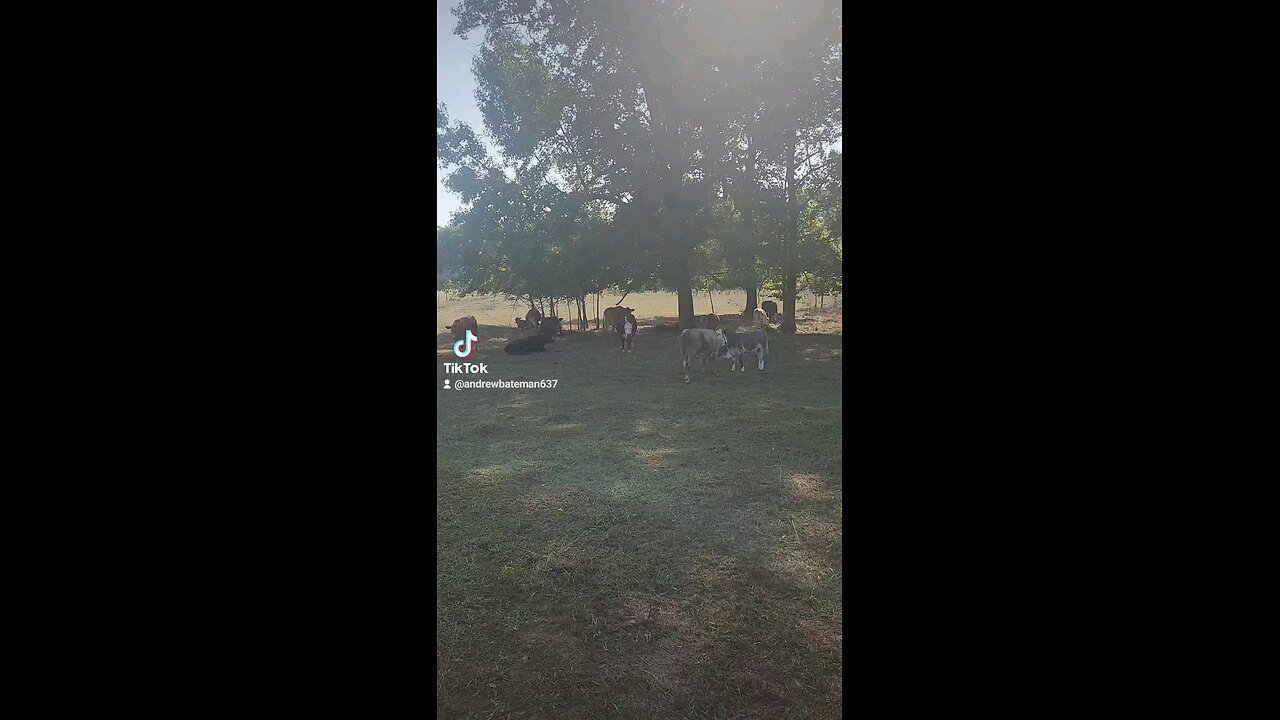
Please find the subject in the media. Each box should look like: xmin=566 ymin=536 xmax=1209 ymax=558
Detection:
xmin=504 ymin=333 xmax=555 ymax=355
xmin=616 ymin=310 xmax=638 ymax=353
xmin=694 ymin=313 xmax=721 ymax=330
xmin=753 ymin=307 xmax=769 ymax=326
xmin=761 ymin=301 xmax=778 ymax=321
xmin=679 ymin=328 xmax=728 ymax=383
xmin=539 ymin=316 xmax=563 ymax=337
xmin=720 ymin=328 xmax=769 ymax=372
xmin=526 ymin=308 xmax=543 ymax=327
xmin=445 ymin=316 xmax=479 ymax=342
xmin=603 ymin=306 xmax=635 ymax=333
xmin=515 ymin=317 xmax=532 ymax=329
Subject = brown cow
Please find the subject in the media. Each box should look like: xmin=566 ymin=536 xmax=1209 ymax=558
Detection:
xmin=445 ymin=316 xmax=479 ymax=342
xmin=604 ymin=306 xmax=635 ymax=332
xmin=695 ymin=313 xmax=721 ymax=330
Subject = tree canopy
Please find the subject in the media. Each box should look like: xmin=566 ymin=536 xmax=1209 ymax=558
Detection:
xmin=438 ymin=0 xmax=842 ymax=330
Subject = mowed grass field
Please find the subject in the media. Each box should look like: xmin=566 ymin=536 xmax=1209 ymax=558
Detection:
xmin=437 ymin=292 xmax=842 ymax=719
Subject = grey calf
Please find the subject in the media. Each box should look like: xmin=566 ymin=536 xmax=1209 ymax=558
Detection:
xmin=721 ymin=328 xmax=769 ymax=372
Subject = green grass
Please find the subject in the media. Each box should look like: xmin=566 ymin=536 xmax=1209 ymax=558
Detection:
xmin=438 ymin=296 xmax=842 ymax=719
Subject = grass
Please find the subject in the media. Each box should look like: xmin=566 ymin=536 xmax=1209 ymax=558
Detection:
xmin=438 ymin=293 xmax=842 ymax=719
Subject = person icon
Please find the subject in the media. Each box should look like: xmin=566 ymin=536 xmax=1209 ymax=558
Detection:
xmin=443 ymin=378 xmax=451 ymax=389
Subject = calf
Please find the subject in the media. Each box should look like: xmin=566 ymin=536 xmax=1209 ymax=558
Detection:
xmin=504 ymin=333 xmax=555 ymax=355
xmin=721 ymin=328 xmax=769 ymax=372
xmin=539 ymin=316 xmax=563 ymax=337
xmin=761 ymin=301 xmax=778 ymax=321
xmin=753 ymin=307 xmax=769 ymax=326
xmin=514 ymin=318 xmax=531 ymax=329
xmin=679 ymin=328 xmax=728 ymax=383
xmin=445 ymin=316 xmax=479 ymax=342
xmin=616 ymin=310 xmax=638 ymax=353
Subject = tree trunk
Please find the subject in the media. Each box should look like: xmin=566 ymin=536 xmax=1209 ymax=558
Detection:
xmin=741 ymin=130 xmax=759 ymax=317
xmin=677 ymin=282 xmax=696 ymax=329
xmin=676 ymin=252 xmax=696 ymax=329
xmin=595 ymin=292 xmax=601 ymax=331
xmin=708 ymin=290 xmax=715 ymax=314
xmin=781 ymin=128 xmax=798 ymax=334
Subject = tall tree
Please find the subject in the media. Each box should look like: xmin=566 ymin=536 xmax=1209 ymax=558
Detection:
xmin=452 ymin=0 xmax=747 ymax=329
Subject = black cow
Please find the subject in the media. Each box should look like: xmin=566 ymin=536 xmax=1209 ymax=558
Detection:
xmin=616 ymin=310 xmax=638 ymax=353
xmin=539 ymin=316 xmax=563 ymax=336
xmin=761 ymin=301 xmax=778 ymax=320
xmin=505 ymin=333 xmax=555 ymax=355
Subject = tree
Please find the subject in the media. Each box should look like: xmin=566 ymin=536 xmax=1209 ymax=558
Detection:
xmin=438 ymin=1 xmax=841 ymax=332
xmin=451 ymin=0 xmax=757 ymax=329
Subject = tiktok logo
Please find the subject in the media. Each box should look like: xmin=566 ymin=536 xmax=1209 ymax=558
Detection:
xmin=453 ymin=329 xmax=479 ymax=358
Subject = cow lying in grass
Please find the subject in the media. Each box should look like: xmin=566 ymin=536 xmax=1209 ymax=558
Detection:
xmin=504 ymin=333 xmax=555 ymax=355
xmin=514 ymin=318 xmax=532 ymax=329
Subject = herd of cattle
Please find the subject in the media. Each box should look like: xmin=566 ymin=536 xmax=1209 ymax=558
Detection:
xmin=445 ymin=303 xmax=780 ymax=382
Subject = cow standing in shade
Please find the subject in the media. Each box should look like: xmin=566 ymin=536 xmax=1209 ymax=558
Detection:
xmin=539 ymin=316 xmax=563 ymax=337
xmin=761 ymin=301 xmax=779 ymax=321
xmin=721 ymin=328 xmax=769 ymax=372
xmin=603 ymin=306 xmax=635 ymax=333
xmin=616 ymin=310 xmax=638 ymax=353
xmin=526 ymin=308 xmax=543 ymax=328
xmin=445 ymin=316 xmax=479 ymax=342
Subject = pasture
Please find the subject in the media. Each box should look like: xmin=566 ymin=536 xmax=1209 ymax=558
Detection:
xmin=437 ymin=293 xmax=843 ymax=719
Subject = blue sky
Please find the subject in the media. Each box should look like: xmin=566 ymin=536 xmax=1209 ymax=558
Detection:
xmin=437 ymin=1 xmax=487 ymax=227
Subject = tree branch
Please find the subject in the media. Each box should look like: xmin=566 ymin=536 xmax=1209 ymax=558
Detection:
xmin=569 ymin=192 xmax=626 ymax=206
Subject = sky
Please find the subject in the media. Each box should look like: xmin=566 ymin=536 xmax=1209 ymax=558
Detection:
xmin=437 ymin=1 xmax=487 ymax=227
